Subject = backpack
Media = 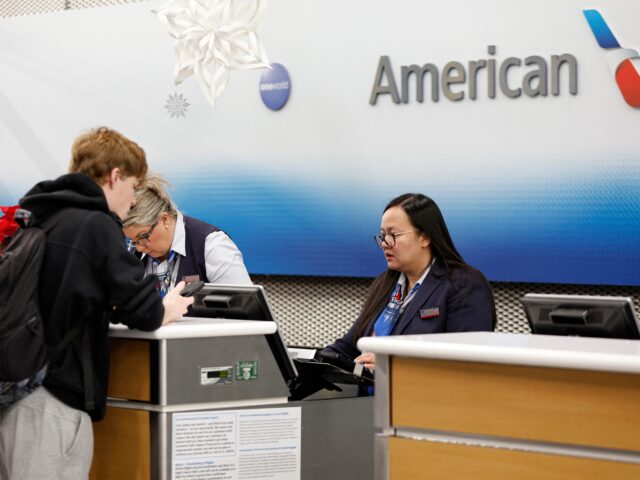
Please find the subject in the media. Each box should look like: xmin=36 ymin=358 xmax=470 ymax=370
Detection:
xmin=0 ymin=218 xmax=48 ymax=380
xmin=0 ymin=209 xmax=76 ymax=408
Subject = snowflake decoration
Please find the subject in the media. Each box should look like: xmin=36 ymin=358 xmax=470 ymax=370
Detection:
xmin=164 ymin=92 xmax=191 ymax=118
xmin=154 ymin=0 xmax=271 ymax=108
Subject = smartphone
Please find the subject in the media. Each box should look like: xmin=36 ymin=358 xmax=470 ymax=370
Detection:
xmin=180 ymin=280 xmax=205 ymax=297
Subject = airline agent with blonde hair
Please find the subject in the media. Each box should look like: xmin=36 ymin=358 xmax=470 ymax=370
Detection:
xmin=123 ymin=172 xmax=251 ymax=295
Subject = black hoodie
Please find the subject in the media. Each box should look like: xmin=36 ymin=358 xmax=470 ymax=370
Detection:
xmin=20 ymin=173 xmax=163 ymax=420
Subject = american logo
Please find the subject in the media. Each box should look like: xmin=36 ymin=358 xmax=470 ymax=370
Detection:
xmin=583 ymin=9 xmax=640 ymax=108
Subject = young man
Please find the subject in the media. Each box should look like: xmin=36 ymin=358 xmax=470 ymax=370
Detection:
xmin=0 ymin=127 xmax=193 ymax=479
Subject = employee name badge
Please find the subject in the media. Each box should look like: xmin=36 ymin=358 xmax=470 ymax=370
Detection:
xmin=420 ymin=307 xmax=440 ymax=319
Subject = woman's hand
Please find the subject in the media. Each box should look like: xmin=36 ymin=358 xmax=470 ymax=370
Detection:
xmin=161 ymin=281 xmax=195 ymax=325
xmin=354 ymin=351 xmax=376 ymax=370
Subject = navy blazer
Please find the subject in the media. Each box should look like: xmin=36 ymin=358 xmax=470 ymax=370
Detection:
xmin=325 ymin=260 xmax=496 ymax=360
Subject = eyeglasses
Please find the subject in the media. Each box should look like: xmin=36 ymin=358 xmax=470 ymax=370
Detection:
xmin=374 ymin=230 xmax=419 ymax=248
xmin=128 ymin=220 xmax=158 ymax=247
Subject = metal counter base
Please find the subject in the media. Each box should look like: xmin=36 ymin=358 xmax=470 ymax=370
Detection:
xmin=92 ymin=395 xmax=374 ymax=480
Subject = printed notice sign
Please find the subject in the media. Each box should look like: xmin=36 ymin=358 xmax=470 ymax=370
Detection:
xmin=172 ymin=407 xmax=301 ymax=480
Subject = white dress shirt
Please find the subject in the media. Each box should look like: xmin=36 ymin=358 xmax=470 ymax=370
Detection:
xmin=144 ymin=211 xmax=252 ymax=289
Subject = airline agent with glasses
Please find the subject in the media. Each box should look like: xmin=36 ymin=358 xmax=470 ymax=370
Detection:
xmin=123 ymin=172 xmax=251 ymax=296
xmin=324 ymin=193 xmax=496 ymax=370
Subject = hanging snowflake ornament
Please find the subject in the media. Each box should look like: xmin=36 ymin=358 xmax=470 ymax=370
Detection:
xmin=164 ymin=92 xmax=191 ymax=118
xmin=154 ymin=0 xmax=271 ymax=108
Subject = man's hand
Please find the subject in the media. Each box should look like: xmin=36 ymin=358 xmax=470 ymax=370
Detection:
xmin=161 ymin=281 xmax=195 ymax=325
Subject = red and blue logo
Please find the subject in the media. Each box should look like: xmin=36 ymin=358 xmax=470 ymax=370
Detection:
xmin=583 ymin=9 xmax=640 ymax=108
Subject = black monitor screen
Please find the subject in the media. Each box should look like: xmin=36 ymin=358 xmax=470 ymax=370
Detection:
xmin=189 ymin=284 xmax=298 ymax=386
xmin=522 ymin=294 xmax=640 ymax=340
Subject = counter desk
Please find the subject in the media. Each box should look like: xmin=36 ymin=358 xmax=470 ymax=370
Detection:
xmin=358 ymin=331 xmax=640 ymax=480
xmin=90 ymin=318 xmax=373 ymax=480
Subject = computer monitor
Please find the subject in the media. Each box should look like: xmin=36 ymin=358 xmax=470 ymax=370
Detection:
xmin=189 ymin=284 xmax=298 ymax=386
xmin=522 ymin=294 xmax=640 ymax=340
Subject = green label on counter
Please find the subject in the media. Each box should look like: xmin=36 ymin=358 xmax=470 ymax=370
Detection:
xmin=236 ymin=361 xmax=258 ymax=380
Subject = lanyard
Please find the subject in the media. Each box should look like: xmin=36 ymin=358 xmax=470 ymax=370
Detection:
xmin=152 ymin=251 xmax=179 ymax=298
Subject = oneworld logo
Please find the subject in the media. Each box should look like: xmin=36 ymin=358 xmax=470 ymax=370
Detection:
xmin=260 ymin=63 xmax=291 ymax=111
xmin=369 ymin=46 xmax=578 ymax=105
xmin=583 ymin=9 xmax=640 ymax=108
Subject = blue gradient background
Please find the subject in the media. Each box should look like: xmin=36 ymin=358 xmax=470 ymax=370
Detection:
xmin=151 ymin=159 xmax=640 ymax=286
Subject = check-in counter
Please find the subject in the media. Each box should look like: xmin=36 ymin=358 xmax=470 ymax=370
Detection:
xmin=358 ymin=332 xmax=640 ymax=480
xmin=91 ymin=318 xmax=373 ymax=480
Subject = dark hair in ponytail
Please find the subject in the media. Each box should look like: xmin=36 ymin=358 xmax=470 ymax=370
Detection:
xmin=353 ymin=193 xmax=468 ymax=341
